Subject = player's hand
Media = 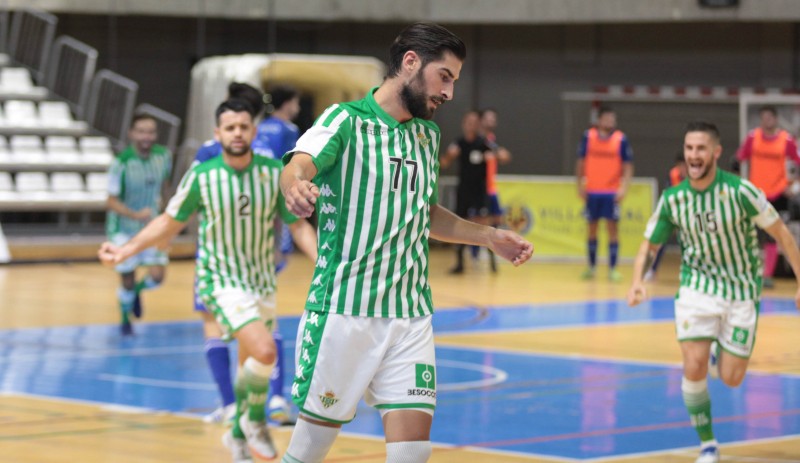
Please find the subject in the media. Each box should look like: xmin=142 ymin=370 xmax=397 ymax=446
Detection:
xmin=488 ymin=229 xmax=533 ymax=266
xmin=284 ymin=180 xmax=320 ymax=218
xmin=132 ymin=207 xmax=153 ymax=222
xmin=577 ymin=185 xmax=586 ymax=201
xmin=614 ymin=188 xmax=626 ymax=203
xmin=98 ymin=241 xmax=121 ymax=267
xmin=627 ymin=283 xmax=647 ymax=307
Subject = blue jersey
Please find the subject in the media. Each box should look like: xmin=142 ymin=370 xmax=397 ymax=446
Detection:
xmin=255 ymin=116 xmax=300 ymax=159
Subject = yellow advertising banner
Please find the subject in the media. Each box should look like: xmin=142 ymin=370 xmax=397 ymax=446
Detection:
xmin=496 ymin=176 xmax=656 ymax=259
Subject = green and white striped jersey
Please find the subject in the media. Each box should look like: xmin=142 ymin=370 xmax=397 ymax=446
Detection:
xmin=645 ymin=169 xmax=780 ymax=301
xmin=166 ymin=155 xmax=297 ymax=298
xmin=285 ymin=88 xmax=441 ymax=318
xmin=106 ymin=144 xmax=172 ymax=236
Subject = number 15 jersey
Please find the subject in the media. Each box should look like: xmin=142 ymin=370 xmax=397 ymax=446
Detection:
xmin=645 ymin=169 xmax=779 ymax=301
xmin=285 ymin=88 xmax=441 ymax=319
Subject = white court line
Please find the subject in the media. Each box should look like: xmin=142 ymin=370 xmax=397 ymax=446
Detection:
xmin=437 ymin=359 xmax=508 ymax=391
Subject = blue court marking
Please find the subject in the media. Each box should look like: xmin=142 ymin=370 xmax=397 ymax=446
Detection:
xmin=1 ymin=297 xmax=798 ymax=460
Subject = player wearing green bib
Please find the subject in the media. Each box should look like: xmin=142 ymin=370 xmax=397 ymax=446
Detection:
xmin=628 ymin=121 xmax=800 ymax=463
xmin=278 ymin=23 xmax=533 ymax=463
xmin=105 ymin=114 xmax=172 ymax=335
xmin=99 ymin=99 xmax=317 ymax=463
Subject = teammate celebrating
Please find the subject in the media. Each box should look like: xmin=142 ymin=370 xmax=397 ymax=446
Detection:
xmin=105 ymin=114 xmax=172 ymax=335
xmin=628 ymin=121 xmax=800 ymax=463
xmin=278 ymin=22 xmax=533 ymax=463
xmin=99 ymin=99 xmax=317 ymax=463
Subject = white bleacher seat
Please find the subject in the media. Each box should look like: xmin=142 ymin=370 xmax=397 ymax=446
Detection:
xmin=38 ymin=101 xmax=75 ymax=128
xmin=45 ymin=136 xmax=81 ymax=164
xmin=50 ymin=172 xmax=85 ymax=192
xmin=0 ymin=68 xmax=34 ymax=92
xmin=80 ymin=136 xmax=113 ymax=153
xmin=10 ymin=135 xmax=43 ymax=152
xmin=9 ymin=135 xmax=46 ymax=164
xmin=15 ymin=172 xmax=49 ymax=192
xmin=3 ymin=100 xmax=38 ymax=127
xmin=85 ymin=172 xmax=109 ymax=201
xmin=0 ymin=172 xmax=15 ymax=202
xmin=0 ymin=172 xmax=12 ymax=191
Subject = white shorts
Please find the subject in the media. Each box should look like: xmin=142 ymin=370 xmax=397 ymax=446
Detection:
xmin=203 ymin=287 xmax=276 ymax=340
xmin=675 ymin=286 xmax=759 ymax=358
xmin=291 ymin=311 xmax=436 ymax=424
xmin=111 ymin=233 xmax=168 ymax=274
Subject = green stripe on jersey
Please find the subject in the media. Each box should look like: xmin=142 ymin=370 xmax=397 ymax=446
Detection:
xmin=106 ymin=144 xmax=172 ymax=236
xmin=165 ymin=155 xmax=293 ymax=297
xmin=287 ymin=88 xmax=440 ymax=318
xmin=644 ymin=169 xmax=773 ymax=301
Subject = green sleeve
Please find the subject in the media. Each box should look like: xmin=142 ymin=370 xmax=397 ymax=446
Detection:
xmin=164 ymin=169 xmax=201 ymax=222
xmin=283 ymin=105 xmax=351 ymax=179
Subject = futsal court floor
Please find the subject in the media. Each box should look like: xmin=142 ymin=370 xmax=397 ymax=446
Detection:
xmin=1 ymin=248 xmax=798 ymax=462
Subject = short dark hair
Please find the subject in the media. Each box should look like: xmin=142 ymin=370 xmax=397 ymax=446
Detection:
xmin=759 ymin=105 xmax=777 ymax=116
xmin=215 ymin=98 xmax=255 ymax=126
xmin=386 ymin=22 xmax=466 ymax=78
xmin=228 ymin=82 xmax=265 ymax=119
xmin=267 ymin=84 xmax=299 ymax=111
xmin=685 ymin=120 xmax=720 ymax=143
xmin=130 ymin=113 xmax=157 ymax=129
xmin=597 ymin=106 xmax=614 ymax=117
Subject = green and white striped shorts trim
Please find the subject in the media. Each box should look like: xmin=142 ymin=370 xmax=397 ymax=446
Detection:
xmin=291 ymin=311 xmax=436 ymax=423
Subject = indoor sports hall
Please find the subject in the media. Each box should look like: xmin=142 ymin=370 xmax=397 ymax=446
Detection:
xmin=1 ymin=1 xmax=799 ymax=462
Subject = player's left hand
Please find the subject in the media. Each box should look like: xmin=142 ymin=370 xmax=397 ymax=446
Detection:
xmin=488 ymin=229 xmax=533 ymax=266
xmin=97 ymin=241 xmax=121 ymax=267
xmin=614 ymin=188 xmax=626 ymax=202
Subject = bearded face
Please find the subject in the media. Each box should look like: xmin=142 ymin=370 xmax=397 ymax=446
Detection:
xmin=400 ymin=67 xmax=445 ymax=120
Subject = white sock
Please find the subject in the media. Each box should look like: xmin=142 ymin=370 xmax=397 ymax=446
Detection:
xmin=280 ymin=418 xmax=340 ymax=463
xmin=386 ymin=441 xmax=432 ymax=463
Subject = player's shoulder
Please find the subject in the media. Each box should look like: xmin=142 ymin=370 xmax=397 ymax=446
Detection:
xmin=189 ymin=153 xmax=224 ymax=174
xmin=150 ymin=144 xmax=171 ymax=157
xmin=253 ymin=154 xmax=283 ymax=169
xmin=413 ymin=118 xmax=440 ymax=134
xmin=115 ymin=145 xmax=137 ymax=163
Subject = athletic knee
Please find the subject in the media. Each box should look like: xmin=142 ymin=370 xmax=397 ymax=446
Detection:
xmin=720 ymin=369 xmax=745 ymax=387
xmin=249 ymin=346 xmax=277 ymax=366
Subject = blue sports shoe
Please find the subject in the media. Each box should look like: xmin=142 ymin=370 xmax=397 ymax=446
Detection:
xmin=131 ymin=290 xmax=143 ymax=319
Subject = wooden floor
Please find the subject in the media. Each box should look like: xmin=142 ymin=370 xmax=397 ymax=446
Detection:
xmin=1 ymin=248 xmax=799 ymax=462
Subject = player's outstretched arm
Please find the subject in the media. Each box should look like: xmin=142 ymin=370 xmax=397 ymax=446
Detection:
xmin=763 ymin=219 xmax=800 ymax=309
xmin=280 ymin=153 xmax=319 ymax=218
xmin=97 ymin=213 xmax=185 ymax=267
xmin=627 ymin=240 xmax=660 ymax=306
xmin=289 ymin=219 xmax=318 ymax=262
xmin=429 ymin=204 xmax=533 ymax=266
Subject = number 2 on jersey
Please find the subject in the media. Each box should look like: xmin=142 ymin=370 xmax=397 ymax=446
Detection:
xmin=239 ymin=193 xmax=251 ymax=217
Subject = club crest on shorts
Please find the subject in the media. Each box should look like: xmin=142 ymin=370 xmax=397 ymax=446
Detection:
xmin=319 ymin=390 xmax=339 ymax=409
xmin=732 ymin=327 xmax=749 ymax=346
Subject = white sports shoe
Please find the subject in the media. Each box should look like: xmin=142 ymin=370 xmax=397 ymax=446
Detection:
xmin=222 ymin=430 xmax=253 ymax=463
xmin=695 ymin=446 xmax=719 ymax=463
xmin=203 ymin=403 xmax=236 ymax=425
xmin=267 ymin=395 xmax=293 ymax=425
xmin=708 ymin=341 xmax=720 ymax=379
xmin=239 ymin=415 xmax=278 ymax=460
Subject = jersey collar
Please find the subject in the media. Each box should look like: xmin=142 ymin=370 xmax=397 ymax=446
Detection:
xmin=366 ymin=86 xmax=404 ymax=129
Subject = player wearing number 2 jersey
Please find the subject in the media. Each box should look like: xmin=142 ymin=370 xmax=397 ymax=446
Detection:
xmin=98 ymin=99 xmax=317 ymax=463
xmin=277 ymin=22 xmax=533 ymax=463
xmin=628 ymin=121 xmax=800 ymax=463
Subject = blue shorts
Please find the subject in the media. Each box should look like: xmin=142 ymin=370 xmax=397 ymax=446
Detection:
xmin=488 ymin=194 xmax=502 ymax=216
xmin=585 ymin=193 xmax=619 ymax=221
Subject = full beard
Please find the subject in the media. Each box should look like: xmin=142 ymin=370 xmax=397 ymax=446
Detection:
xmin=223 ymin=143 xmax=250 ymax=157
xmin=400 ymin=72 xmax=439 ymax=120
